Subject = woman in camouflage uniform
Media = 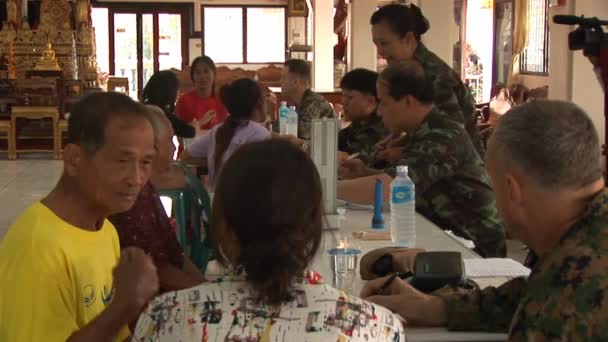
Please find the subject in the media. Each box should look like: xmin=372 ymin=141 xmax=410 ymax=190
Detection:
xmin=370 ymin=3 xmax=484 ymax=157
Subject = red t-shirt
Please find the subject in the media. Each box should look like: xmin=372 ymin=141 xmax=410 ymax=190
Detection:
xmin=175 ymin=90 xmax=228 ymax=130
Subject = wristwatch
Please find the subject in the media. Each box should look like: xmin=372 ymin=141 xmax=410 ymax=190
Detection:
xmin=301 ymin=141 xmax=309 ymax=152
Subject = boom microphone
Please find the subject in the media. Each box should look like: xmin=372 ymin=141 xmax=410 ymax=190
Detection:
xmin=553 ymin=15 xmax=608 ymax=27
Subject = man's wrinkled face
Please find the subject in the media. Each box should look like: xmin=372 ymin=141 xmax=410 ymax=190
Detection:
xmin=73 ymin=116 xmax=156 ymax=215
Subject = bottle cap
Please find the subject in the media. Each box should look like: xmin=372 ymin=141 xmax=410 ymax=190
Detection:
xmin=396 ymin=165 xmax=408 ymax=174
xmin=281 ymin=101 xmax=287 ymax=106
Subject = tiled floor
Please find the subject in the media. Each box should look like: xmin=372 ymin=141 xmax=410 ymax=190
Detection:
xmin=0 ymin=155 xmax=528 ymax=263
xmin=0 ymin=155 xmax=63 ymax=240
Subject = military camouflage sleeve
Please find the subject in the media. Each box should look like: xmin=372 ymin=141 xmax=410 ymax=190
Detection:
xmin=385 ymin=131 xmax=464 ymax=194
xmin=509 ymin=251 xmax=608 ymax=340
xmin=433 ymin=70 xmax=466 ymax=124
xmin=438 ymin=277 xmax=528 ymax=332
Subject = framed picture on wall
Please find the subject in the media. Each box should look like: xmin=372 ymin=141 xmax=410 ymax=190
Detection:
xmin=288 ymin=0 xmax=308 ymax=17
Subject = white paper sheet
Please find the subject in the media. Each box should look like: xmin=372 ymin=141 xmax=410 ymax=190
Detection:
xmin=464 ymin=258 xmax=531 ymax=278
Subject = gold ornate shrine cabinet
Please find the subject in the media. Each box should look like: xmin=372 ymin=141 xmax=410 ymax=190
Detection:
xmin=0 ymin=0 xmax=100 ymax=87
xmin=0 ymin=0 xmax=101 ymax=159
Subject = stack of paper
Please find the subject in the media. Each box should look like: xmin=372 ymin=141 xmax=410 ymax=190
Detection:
xmin=464 ymin=258 xmax=531 ymax=278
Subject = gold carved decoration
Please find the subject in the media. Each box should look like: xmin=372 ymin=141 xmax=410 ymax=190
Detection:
xmin=39 ymin=0 xmax=73 ymax=32
xmin=33 ymin=41 xmax=61 ymax=71
xmin=0 ymin=0 xmax=99 ymax=86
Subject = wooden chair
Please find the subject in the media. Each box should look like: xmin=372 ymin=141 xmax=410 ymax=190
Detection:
xmin=0 ymin=120 xmax=15 ymax=159
xmin=256 ymin=64 xmax=283 ymax=88
xmin=107 ymin=77 xmax=129 ymax=95
xmin=214 ymin=66 xmax=256 ymax=95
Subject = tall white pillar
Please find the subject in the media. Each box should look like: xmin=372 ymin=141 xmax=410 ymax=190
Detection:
xmin=312 ymin=0 xmax=334 ymax=90
xmin=347 ymin=0 xmax=377 ymax=71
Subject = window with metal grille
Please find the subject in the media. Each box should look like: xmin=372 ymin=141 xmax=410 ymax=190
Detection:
xmin=520 ymin=0 xmax=549 ymax=75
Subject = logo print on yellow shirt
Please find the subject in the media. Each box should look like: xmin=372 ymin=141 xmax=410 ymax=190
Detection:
xmin=83 ymin=285 xmax=96 ymax=306
xmin=102 ymin=285 xmax=114 ymax=305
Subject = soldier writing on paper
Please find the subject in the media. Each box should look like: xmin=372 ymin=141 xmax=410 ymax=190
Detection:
xmin=362 ymin=100 xmax=608 ymax=340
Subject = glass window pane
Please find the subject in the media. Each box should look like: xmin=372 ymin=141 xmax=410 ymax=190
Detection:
xmin=92 ymin=8 xmax=109 ymax=74
xmin=204 ymin=8 xmax=243 ymax=63
xmin=159 ymin=13 xmax=182 ymax=70
xmin=521 ymin=0 xmax=548 ymax=74
xmin=113 ymin=13 xmax=138 ymax=99
xmin=247 ymin=8 xmax=285 ymax=63
xmin=142 ymin=14 xmax=154 ymax=89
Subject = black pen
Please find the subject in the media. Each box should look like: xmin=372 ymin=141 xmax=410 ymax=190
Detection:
xmin=378 ymin=272 xmax=400 ymax=295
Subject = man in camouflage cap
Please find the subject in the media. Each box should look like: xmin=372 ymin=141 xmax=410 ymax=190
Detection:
xmin=338 ymin=68 xmax=388 ymax=165
xmin=338 ymin=60 xmax=505 ymax=258
xmin=361 ymin=99 xmax=608 ymax=340
xmin=280 ymin=59 xmax=335 ymax=148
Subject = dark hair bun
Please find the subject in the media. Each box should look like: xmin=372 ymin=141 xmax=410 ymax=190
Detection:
xmin=410 ymin=4 xmax=430 ymax=35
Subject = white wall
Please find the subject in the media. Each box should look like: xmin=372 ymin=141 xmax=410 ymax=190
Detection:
xmin=571 ymin=0 xmax=608 ymax=149
xmin=546 ymin=0 xmax=608 ymax=148
xmin=418 ymin=0 xmax=456 ymax=66
xmin=347 ymin=0 xmax=377 ymax=71
xmin=312 ymin=0 xmax=334 ymax=89
xmin=519 ymin=74 xmax=549 ymax=89
xmin=548 ymin=1 xmax=574 ymax=101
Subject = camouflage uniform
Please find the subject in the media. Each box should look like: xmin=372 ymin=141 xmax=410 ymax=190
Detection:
xmin=441 ymin=187 xmax=608 ymax=340
xmin=414 ymin=44 xmax=484 ymax=157
xmin=385 ymin=107 xmax=505 ymax=258
xmin=368 ymin=132 xmax=408 ymax=170
xmin=297 ymin=89 xmax=336 ymax=140
xmin=338 ymin=111 xmax=388 ymax=165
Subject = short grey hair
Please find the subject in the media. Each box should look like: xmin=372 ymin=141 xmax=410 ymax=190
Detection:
xmin=491 ymin=100 xmax=602 ymax=190
xmin=144 ymin=104 xmax=172 ymax=137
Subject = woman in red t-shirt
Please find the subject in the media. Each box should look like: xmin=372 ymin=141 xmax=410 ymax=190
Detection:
xmin=176 ymin=56 xmax=228 ymax=132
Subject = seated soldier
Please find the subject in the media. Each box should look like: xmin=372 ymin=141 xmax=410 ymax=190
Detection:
xmin=0 ymin=92 xmax=159 ymax=341
xmin=338 ymin=60 xmax=505 ymax=258
xmin=279 ymin=59 xmax=335 ymax=149
xmin=109 ymin=105 xmax=206 ymax=293
xmin=361 ymin=100 xmax=608 ymax=340
xmin=338 ymin=68 xmax=388 ymax=165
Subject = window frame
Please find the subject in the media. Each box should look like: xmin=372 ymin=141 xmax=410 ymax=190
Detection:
xmin=201 ymin=4 xmax=288 ymax=64
xmin=91 ymin=1 xmax=193 ymax=97
xmin=519 ymin=0 xmax=549 ymax=76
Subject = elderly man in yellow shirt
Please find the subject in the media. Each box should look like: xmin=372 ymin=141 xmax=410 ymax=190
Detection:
xmin=0 ymin=92 xmax=160 ymax=341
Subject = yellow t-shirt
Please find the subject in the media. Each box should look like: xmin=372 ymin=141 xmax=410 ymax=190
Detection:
xmin=0 ymin=202 xmax=130 ymax=341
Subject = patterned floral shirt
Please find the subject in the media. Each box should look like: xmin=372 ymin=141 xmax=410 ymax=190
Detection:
xmin=133 ymin=276 xmax=405 ymax=342
xmin=108 ymin=182 xmax=184 ymax=269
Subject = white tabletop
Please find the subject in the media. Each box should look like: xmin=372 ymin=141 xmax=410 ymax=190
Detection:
xmin=310 ymin=209 xmax=509 ymax=341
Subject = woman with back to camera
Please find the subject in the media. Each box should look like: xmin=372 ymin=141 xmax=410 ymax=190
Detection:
xmin=133 ymin=140 xmax=405 ymax=342
xmin=176 ymin=56 xmax=228 ymax=133
xmin=370 ymin=3 xmax=484 ymax=156
xmin=180 ymin=78 xmax=271 ymax=190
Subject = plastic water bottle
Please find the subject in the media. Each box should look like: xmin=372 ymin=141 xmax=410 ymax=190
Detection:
xmin=278 ymin=101 xmax=289 ymax=135
xmin=286 ymin=106 xmax=298 ymax=136
xmin=390 ymin=165 xmax=416 ymax=247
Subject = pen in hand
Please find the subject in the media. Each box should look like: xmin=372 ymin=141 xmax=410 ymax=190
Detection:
xmin=377 ymin=272 xmax=400 ymax=295
xmin=345 ymin=152 xmax=361 ymax=161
